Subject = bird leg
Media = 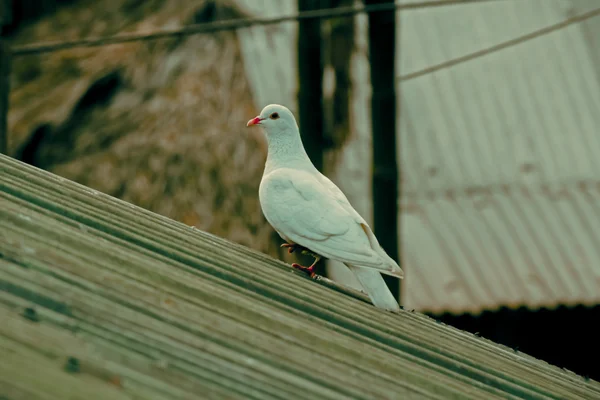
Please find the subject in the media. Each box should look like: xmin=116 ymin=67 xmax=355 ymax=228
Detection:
xmin=291 ymin=256 xmax=321 ymax=278
xmin=281 ymin=242 xmax=322 ymax=278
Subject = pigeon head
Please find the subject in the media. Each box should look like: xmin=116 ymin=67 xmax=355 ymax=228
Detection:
xmin=246 ymin=104 xmax=297 ymax=134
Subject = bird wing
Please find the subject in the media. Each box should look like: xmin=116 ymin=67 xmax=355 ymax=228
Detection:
xmin=261 ymin=170 xmax=386 ymax=268
xmin=315 ymin=173 xmax=404 ymax=278
xmin=316 ymin=173 xmax=364 ymax=219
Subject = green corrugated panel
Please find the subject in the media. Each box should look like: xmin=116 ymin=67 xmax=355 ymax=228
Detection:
xmin=1 ymin=153 xmax=599 ymax=399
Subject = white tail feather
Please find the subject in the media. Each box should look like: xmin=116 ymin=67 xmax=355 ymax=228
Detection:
xmin=358 ymin=223 xmax=404 ymax=279
xmin=349 ymin=265 xmax=400 ymax=312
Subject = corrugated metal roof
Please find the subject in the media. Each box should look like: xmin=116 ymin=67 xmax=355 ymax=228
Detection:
xmin=5 ymin=153 xmax=600 ymax=399
xmin=398 ymin=0 xmax=600 ymax=313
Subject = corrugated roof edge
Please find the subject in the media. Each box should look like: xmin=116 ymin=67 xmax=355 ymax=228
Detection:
xmin=1 ymin=153 xmax=599 ymax=399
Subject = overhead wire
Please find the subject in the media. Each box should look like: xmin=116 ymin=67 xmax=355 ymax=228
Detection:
xmin=11 ymin=0 xmax=502 ymax=56
xmin=10 ymin=1 xmax=600 ymax=84
xmin=398 ymin=6 xmax=600 ymax=81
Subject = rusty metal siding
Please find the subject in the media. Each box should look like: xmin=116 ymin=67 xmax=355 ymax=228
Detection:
xmin=399 ymin=0 xmax=600 ymax=313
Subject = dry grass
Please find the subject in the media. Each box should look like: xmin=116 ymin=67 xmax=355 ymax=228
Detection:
xmin=8 ymin=0 xmax=285 ymax=258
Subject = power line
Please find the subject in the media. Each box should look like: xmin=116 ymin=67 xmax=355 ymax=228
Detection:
xmin=7 ymin=1 xmax=599 ymax=84
xmin=11 ymin=0 xmax=501 ymax=56
xmin=399 ymin=6 xmax=600 ymax=81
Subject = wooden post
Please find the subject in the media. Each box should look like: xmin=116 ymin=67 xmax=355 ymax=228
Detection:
xmin=365 ymin=0 xmax=400 ymax=300
xmin=297 ymin=0 xmax=324 ymax=173
xmin=0 ymin=0 xmax=10 ymax=155
xmin=326 ymin=0 xmax=354 ymax=151
xmin=0 ymin=0 xmax=12 ymax=28
xmin=0 ymin=40 xmax=9 ymax=155
xmin=297 ymin=0 xmax=326 ymax=275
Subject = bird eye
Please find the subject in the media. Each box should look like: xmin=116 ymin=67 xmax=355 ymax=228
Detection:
xmin=269 ymin=112 xmax=279 ymax=120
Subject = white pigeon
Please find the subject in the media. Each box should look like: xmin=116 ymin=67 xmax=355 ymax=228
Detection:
xmin=247 ymin=104 xmax=404 ymax=312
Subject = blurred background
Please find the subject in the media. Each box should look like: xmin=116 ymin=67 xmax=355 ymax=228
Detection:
xmin=1 ymin=0 xmax=599 ymax=382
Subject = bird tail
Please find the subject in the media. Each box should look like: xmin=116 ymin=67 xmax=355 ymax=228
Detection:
xmin=358 ymin=223 xmax=404 ymax=279
xmin=379 ymin=250 xmax=405 ymax=279
xmin=348 ymin=265 xmax=400 ymax=312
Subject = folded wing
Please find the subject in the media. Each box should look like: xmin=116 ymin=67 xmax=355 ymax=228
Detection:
xmin=261 ymin=170 xmax=388 ymax=269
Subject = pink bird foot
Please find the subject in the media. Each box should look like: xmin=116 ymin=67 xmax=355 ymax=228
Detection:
xmin=281 ymin=242 xmax=322 ymax=278
xmin=291 ymin=263 xmax=318 ymax=278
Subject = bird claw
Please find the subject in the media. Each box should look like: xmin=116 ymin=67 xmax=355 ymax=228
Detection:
xmin=291 ymin=263 xmax=317 ymax=278
xmin=281 ymin=242 xmax=302 ymax=254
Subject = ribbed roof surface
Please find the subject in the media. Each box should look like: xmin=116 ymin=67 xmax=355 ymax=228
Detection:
xmin=398 ymin=0 xmax=600 ymax=313
xmin=4 ymin=153 xmax=600 ymax=399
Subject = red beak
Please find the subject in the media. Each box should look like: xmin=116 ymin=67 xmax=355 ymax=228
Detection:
xmin=247 ymin=116 xmax=263 ymax=127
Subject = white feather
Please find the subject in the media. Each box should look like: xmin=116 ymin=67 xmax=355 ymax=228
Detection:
xmin=350 ymin=266 xmax=401 ymax=312
xmin=260 ymin=169 xmax=403 ymax=277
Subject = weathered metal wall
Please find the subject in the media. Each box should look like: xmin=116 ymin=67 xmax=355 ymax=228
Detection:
xmin=398 ymin=0 xmax=600 ymax=313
